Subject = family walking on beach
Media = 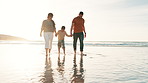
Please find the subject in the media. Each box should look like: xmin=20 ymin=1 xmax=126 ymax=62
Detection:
xmin=40 ymin=11 xmax=86 ymax=56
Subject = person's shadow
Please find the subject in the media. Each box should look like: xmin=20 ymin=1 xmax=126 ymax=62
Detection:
xmin=71 ymin=54 xmax=85 ymax=83
xmin=40 ymin=56 xmax=54 ymax=83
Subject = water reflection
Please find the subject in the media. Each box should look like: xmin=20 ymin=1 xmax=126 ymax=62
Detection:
xmin=71 ymin=54 xmax=85 ymax=83
xmin=57 ymin=54 xmax=65 ymax=73
xmin=57 ymin=54 xmax=68 ymax=82
xmin=40 ymin=56 xmax=54 ymax=83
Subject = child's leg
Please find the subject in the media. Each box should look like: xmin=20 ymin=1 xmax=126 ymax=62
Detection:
xmin=62 ymin=40 xmax=65 ymax=54
xmin=58 ymin=40 xmax=61 ymax=54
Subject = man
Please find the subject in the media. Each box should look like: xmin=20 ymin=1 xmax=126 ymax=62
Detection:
xmin=70 ymin=11 xmax=86 ymax=55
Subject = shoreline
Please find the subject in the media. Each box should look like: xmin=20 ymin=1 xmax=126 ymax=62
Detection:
xmin=1 ymin=40 xmax=148 ymax=47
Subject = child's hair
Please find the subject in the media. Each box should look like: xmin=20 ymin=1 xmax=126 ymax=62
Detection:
xmin=61 ymin=26 xmax=65 ymax=30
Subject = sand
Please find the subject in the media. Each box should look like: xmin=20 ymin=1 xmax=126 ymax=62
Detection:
xmin=0 ymin=42 xmax=148 ymax=83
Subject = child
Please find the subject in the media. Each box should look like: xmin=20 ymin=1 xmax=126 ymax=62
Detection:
xmin=55 ymin=26 xmax=71 ymax=54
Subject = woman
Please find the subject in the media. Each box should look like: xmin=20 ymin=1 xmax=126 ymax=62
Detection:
xmin=40 ymin=13 xmax=56 ymax=56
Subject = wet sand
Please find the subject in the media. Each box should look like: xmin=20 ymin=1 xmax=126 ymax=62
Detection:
xmin=0 ymin=43 xmax=148 ymax=83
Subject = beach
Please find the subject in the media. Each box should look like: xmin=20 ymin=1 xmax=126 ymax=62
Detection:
xmin=0 ymin=41 xmax=148 ymax=83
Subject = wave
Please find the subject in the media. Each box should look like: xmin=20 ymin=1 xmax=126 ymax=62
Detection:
xmin=84 ymin=41 xmax=148 ymax=47
xmin=0 ymin=41 xmax=148 ymax=47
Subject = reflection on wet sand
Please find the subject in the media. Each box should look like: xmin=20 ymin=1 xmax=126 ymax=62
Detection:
xmin=57 ymin=54 xmax=65 ymax=73
xmin=39 ymin=54 xmax=85 ymax=83
xmin=40 ymin=56 xmax=54 ymax=83
xmin=71 ymin=54 xmax=85 ymax=83
xmin=57 ymin=54 xmax=68 ymax=82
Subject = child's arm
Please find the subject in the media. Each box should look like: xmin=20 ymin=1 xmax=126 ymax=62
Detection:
xmin=65 ymin=31 xmax=72 ymax=37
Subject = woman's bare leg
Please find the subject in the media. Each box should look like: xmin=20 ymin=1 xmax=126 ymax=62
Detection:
xmin=49 ymin=49 xmax=51 ymax=54
xmin=45 ymin=48 xmax=49 ymax=56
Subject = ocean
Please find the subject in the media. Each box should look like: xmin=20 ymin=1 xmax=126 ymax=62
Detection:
xmin=0 ymin=41 xmax=148 ymax=83
xmin=1 ymin=41 xmax=148 ymax=47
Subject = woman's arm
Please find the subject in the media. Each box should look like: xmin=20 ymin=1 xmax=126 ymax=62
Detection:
xmin=52 ymin=20 xmax=56 ymax=34
xmin=55 ymin=31 xmax=58 ymax=37
xmin=40 ymin=20 xmax=45 ymax=37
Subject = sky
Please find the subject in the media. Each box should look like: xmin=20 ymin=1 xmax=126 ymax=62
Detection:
xmin=0 ymin=0 xmax=148 ymax=41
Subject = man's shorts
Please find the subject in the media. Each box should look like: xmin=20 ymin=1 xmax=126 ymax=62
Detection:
xmin=58 ymin=40 xmax=65 ymax=48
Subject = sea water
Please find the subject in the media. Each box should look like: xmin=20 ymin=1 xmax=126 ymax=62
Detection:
xmin=0 ymin=41 xmax=148 ymax=83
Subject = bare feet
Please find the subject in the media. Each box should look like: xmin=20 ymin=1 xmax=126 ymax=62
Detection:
xmin=80 ymin=51 xmax=87 ymax=56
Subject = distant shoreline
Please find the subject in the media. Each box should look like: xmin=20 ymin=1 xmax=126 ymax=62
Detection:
xmin=0 ymin=34 xmax=28 ymax=41
xmin=0 ymin=34 xmax=148 ymax=42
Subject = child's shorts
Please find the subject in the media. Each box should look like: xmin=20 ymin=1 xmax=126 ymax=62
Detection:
xmin=58 ymin=40 xmax=65 ymax=48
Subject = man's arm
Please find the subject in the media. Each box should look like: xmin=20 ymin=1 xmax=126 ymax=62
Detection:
xmin=82 ymin=24 xmax=86 ymax=38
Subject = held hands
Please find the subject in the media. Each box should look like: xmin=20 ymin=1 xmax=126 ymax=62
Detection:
xmin=70 ymin=34 xmax=72 ymax=37
xmin=68 ymin=34 xmax=72 ymax=37
xmin=70 ymin=33 xmax=73 ymax=37
xmin=69 ymin=33 xmax=85 ymax=37
xmin=55 ymin=33 xmax=57 ymax=37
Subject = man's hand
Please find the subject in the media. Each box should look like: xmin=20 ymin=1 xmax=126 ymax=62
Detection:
xmin=84 ymin=32 xmax=86 ymax=38
xmin=70 ymin=34 xmax=73 ymax=37
xmin=84 ymin=34 xmax=86 ymax=38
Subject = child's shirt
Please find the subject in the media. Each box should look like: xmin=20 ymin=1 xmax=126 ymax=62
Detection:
xmin=57 ymin=30 xmax=68 ymax=40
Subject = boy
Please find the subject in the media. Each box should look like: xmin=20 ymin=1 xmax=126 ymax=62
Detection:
xmin=55 ymin=26 xmax=71 ymax=54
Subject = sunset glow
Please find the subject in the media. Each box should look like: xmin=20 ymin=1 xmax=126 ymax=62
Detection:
xmin=0 ymin=0 xmax=148 ymax=41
